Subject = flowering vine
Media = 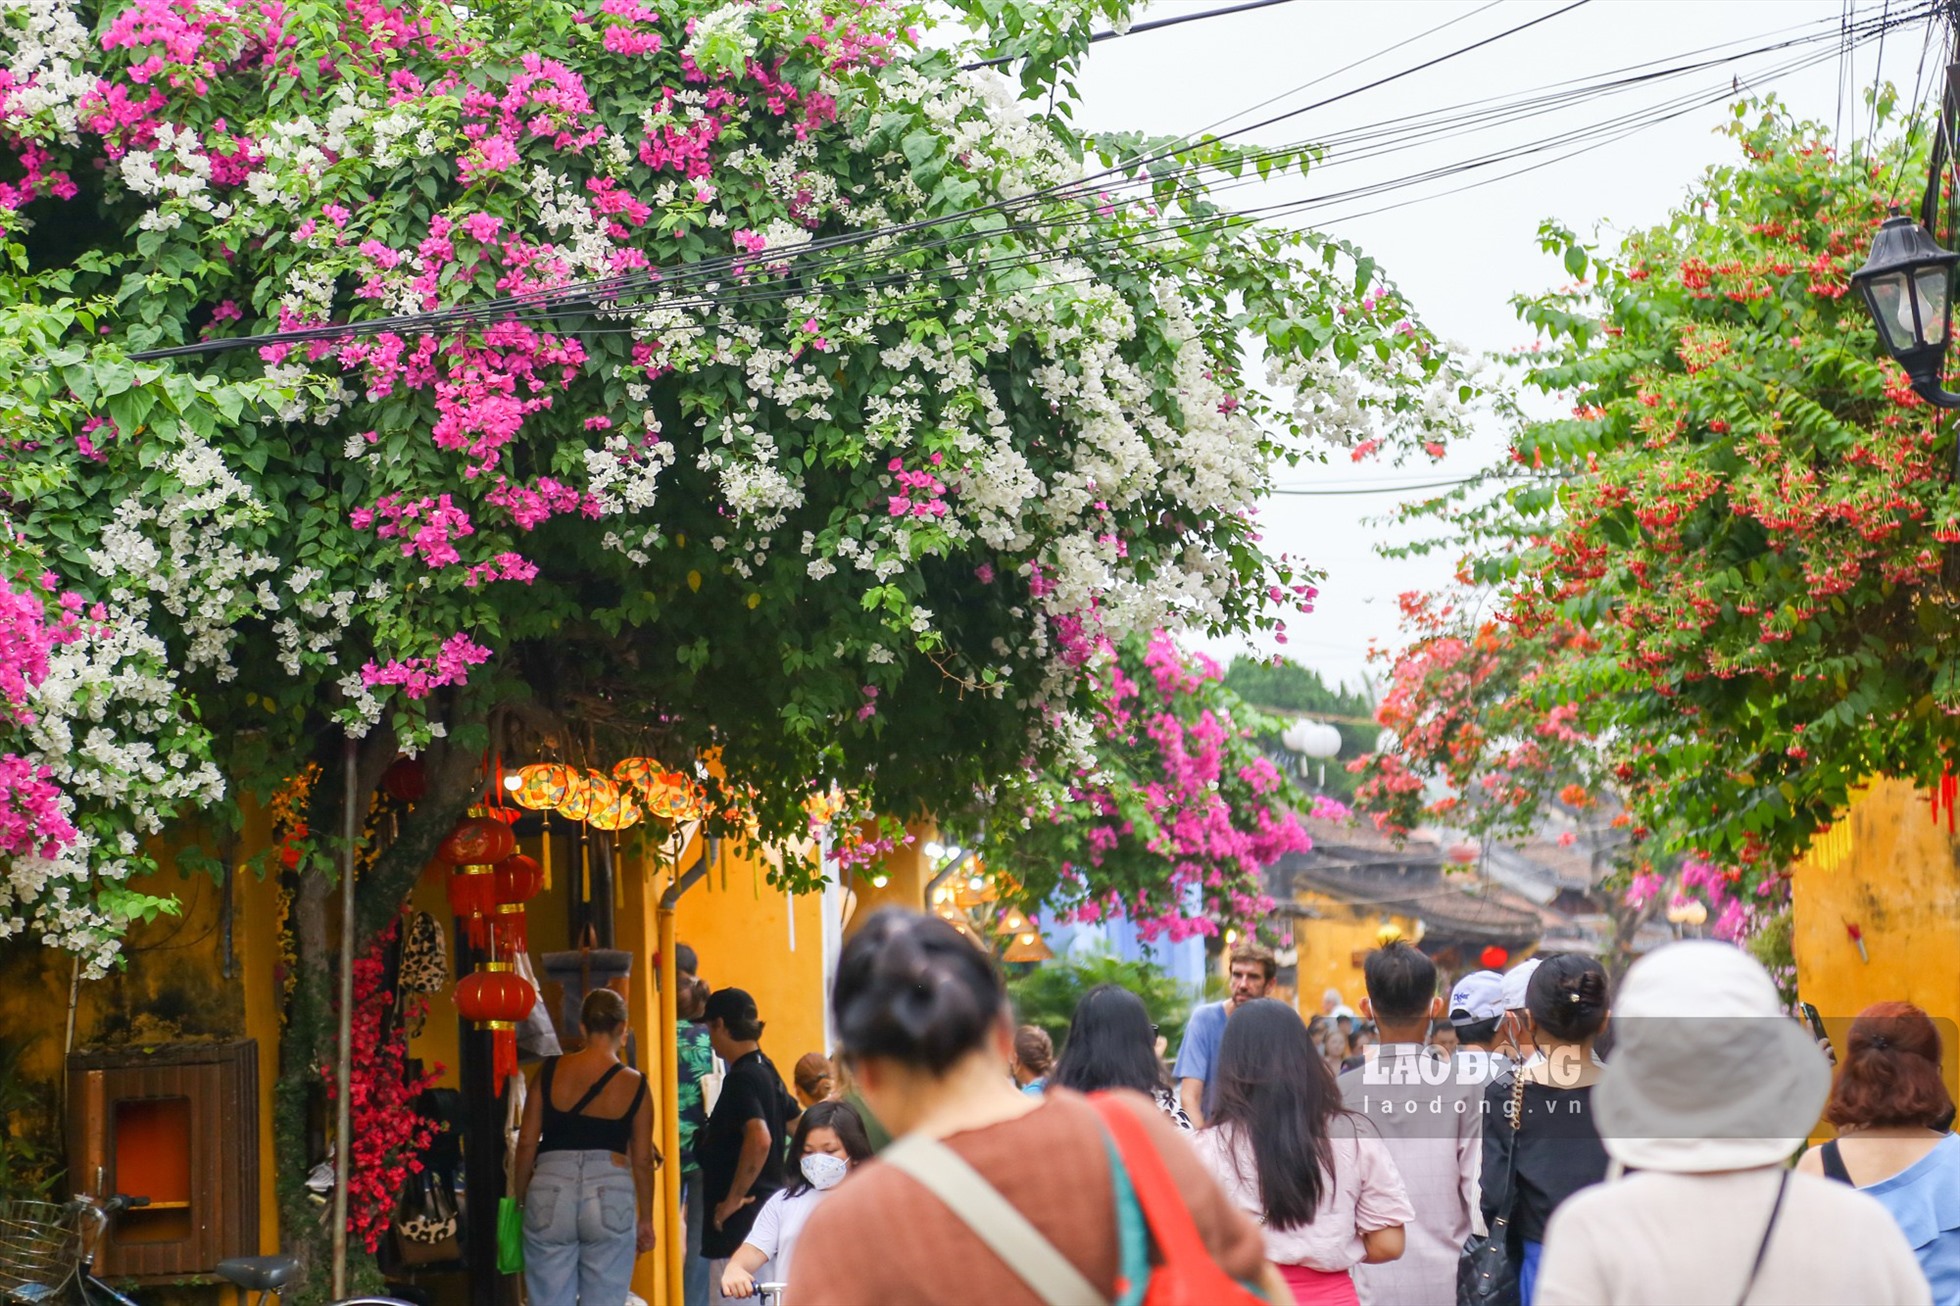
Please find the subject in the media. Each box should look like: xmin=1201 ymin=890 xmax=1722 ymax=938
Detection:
xmin=979 ymin=632 xmax=1316 ymax=941
xmin=0 ymin=0 xmax=1469 ymax=963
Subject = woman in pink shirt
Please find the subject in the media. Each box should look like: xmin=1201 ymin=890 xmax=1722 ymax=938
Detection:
xmin=1192 ymin=999 xmax=1414 ymax=1305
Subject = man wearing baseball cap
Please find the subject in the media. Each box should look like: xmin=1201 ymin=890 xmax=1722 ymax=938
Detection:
xmin=1449 ymin=969 xmax=1510 ymax=1077
xmin=698 ymin=987 xmax=794 ymax=1301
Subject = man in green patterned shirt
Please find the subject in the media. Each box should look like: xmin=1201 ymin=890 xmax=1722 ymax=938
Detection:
xmin=674 ymin=944 xmax=715 ymax=1306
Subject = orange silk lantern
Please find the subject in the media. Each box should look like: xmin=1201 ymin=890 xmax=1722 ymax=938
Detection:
xmin=645 ymin=770 xmax=700 ymax=821
xmin=611 ymin=757 xmax=661 ymax=802
xmin=561 ymin=771 xmax=618 ymax=823
xmin=439 ymin=814 xmax=517 ymax=866
xmin=555 ymin=771 xmax=598 ymax=822
xmin=513 ymin=763 xmax=574 ymax=811
xmin=457 ymin=963 xmax=535 ymax=1089
xmin=587 ymin=787 xmax=642 ymax=832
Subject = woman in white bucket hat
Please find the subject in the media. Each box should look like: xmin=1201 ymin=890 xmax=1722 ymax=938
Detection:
xmin=1533 ymin=941 xmax=1929 ymax=1305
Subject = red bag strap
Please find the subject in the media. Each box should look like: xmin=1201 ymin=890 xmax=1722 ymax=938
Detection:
xmin=1088 ymin=1093 xmax=1215 ymax=1268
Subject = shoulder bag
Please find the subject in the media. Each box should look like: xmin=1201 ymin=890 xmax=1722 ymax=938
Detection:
xmin=1458 ymin=1070 xmax=1527 ymax=1306
xmin=1087 ymin=1094 xmax=1266 ymax=1306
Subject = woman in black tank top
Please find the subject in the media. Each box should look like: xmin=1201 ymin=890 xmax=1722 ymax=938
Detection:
xmin=513 ymin=989 xmax=660 ymax=1303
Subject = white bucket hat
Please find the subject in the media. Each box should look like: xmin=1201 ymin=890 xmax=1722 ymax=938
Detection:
xmin=1593 ymin=940 xmax=1830 ymax=1173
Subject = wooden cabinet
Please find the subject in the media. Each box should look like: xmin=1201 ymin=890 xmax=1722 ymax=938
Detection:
xmin=66 ymin=1041 xmax=258 ymax=1281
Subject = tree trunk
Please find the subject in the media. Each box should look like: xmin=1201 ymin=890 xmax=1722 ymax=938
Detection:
xmin=270 ymin=699 xmax=494 ymax=1302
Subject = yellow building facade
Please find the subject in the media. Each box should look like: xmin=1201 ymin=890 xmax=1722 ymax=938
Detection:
xmin=1790 ymin=776 xmax=1960 ymax=1083
xmin=0 ymin=815 xmax=921 ymax=1305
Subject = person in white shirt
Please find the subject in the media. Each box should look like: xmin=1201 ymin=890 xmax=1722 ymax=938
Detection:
xmin=1196 ymin=998 xmax=1413 ymax=1305
xmin=718 ymin=1100 xmax=871 ymax=1302
xmin=1533 ymin=942 xmax=1931 ymax=1306
xmin=1339 ymin=943 xmax=1481 ymax=1306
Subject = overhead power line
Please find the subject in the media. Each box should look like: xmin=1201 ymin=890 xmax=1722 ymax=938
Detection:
xmin=960 ymin=0 xmax=1305 ymax=72
xmin=127 ymin=0 xmax=1931 ymax=361
xmin=131 ymin=0 xmax=1603 ymax=361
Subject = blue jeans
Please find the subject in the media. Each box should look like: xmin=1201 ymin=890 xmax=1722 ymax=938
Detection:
xmin=523 ymin=1149 xmax=638 ymax=1305
xmin=683 ymin=1172 xmax=709 ymax=1306
xmin=1520 ymin=1239 xmax=1544 ymax=1306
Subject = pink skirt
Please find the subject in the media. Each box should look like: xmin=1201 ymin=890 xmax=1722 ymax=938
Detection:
xmin=1278 ymin=1263 xmax=1359 ymax=1306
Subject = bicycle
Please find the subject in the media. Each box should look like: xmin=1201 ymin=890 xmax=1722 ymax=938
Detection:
xmin=0 ymin=1193 xmax=410 ymax=1306
xmin=1 ymin=1192 xmax=146 ymax=1305
xmin=212 ymin=1251 xmax=412 ymax=1306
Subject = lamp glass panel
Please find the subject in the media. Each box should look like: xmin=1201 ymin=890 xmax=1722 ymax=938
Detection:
xmin=1915 ymin=267 xmax=1952 ymax=345
xmin=1865 ymin=274 xmax=1916 ymax=352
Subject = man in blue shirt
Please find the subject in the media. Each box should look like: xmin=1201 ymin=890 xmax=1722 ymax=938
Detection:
xmin=1173 ymin=942 xmax=1276 ymax=1124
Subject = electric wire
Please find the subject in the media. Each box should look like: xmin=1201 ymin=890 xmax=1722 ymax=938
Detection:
xmin=958 ymin=0 xmax=1305 ymax=72
xmin=128 ymin=0 xmax=1929 ymax=360
xmin=165 ymin=16 xmax=1904 ymax=350
xmin=133 ymin=0 xmax=1603 ymax=360
xmin=1189 ymin=0 xmax=1508 ymax=139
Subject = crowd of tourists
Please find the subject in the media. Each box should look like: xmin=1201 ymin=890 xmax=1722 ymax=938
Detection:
xmin=506 ymin=909 xmax=1960 ymax=1305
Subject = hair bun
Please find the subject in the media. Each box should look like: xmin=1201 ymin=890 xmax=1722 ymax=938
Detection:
xmin=833 ymin=910 xmax=1004 ymax=1075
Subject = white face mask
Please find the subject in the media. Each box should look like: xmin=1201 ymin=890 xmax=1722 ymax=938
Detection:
xmin=800 ymin=1152 xmax=849 ymax=1191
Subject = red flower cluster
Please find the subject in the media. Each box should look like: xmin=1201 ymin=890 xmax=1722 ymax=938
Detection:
xmin=320 ymin=921 xmax=442 ymax=1254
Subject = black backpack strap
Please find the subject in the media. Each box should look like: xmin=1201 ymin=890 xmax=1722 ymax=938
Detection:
xmin=568 ymin=1062 xmax=625 ymax=1116
xmin=1819 ymin=1139 xmax=1853 ymax=1185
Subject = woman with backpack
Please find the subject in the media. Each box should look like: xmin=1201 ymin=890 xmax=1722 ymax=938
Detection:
xmin=1192 ymin=999 xmax=1412 ymax=1305
xmin=787 ymin=909 xmax=1286 ymax=1304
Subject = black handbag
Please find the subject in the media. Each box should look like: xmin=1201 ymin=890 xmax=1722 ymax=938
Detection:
xmin=1458 ymin=1071 xmax=1527 ymax=1306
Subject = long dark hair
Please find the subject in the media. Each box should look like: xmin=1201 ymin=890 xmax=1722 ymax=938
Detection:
xmin=832 ymin=910 xmax=1004 ymax=1073
xmin=1207 ymin=999 xmax=1345 ymax=1230
xmin=1051 ymin=984 xmax=1169 ymax=1096
xmin=782 ymin=1099 xmax=874 ymax=1196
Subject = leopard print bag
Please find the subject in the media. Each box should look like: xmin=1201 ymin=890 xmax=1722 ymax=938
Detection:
xmin=398 ymin=911 xmax=448 ymax=995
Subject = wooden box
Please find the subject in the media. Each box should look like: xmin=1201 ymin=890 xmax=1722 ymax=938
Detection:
xmin=66 ymin=1040 xmax=259 ymax=1280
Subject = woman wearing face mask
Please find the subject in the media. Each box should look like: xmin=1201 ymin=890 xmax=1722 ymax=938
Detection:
xmin=719 ymin=1100 xmax=872 ymax=1301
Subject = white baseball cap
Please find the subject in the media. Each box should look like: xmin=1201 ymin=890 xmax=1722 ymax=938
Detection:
xmin=1499 ymin=957 xmax=1543 ymax=1012
xmin=1449 ymin=970 xmax=1507 ymax=1026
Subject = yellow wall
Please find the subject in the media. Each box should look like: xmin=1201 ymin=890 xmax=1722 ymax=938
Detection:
xmin=0 ymin=813 xmax=284 ymax=1267
xmin=841 ymin=824 xmax=932 ymax=934
xmin=1793 ymin=776 xmax=1960 ymax=1055
xmin=674 ymin=838 xmax=831 ymax=1072
xmin=1291 ymin=888 xmax=1420 ymax=1016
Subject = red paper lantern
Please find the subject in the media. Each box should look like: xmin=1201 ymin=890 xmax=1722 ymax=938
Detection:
xmin=1481 ymin=946 xmax=1509 ymax=970
xmin=491 ymin=854 xmax=542 ymax=960
xmin=439 ymin=815 xmax=517 ymax=866
xmin=381 ymin=757 xmax=427 ymax=802
xmin=456 ymin=963 xmax=536 ymax=1089
xmin=447 ymin=865 xmax=497 ymax=949
xmin=494 ymin=854 xmax=542 ymax=905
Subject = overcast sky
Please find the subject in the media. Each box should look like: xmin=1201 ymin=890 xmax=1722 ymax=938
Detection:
xmin=1066 ymin=0 xmax=1933 ymax=694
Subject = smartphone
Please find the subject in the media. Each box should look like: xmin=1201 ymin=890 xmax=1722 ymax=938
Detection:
xmin=1799 ymin=1001 xmax=1827 ymax=1041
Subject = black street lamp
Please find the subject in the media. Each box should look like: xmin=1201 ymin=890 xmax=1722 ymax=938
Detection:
xmin=1852 ymin=209 xmax=1960 ymax=408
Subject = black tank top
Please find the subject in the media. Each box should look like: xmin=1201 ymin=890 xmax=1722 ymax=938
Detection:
xmin=538 ymin=1058 xmax=647 ymax=1154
